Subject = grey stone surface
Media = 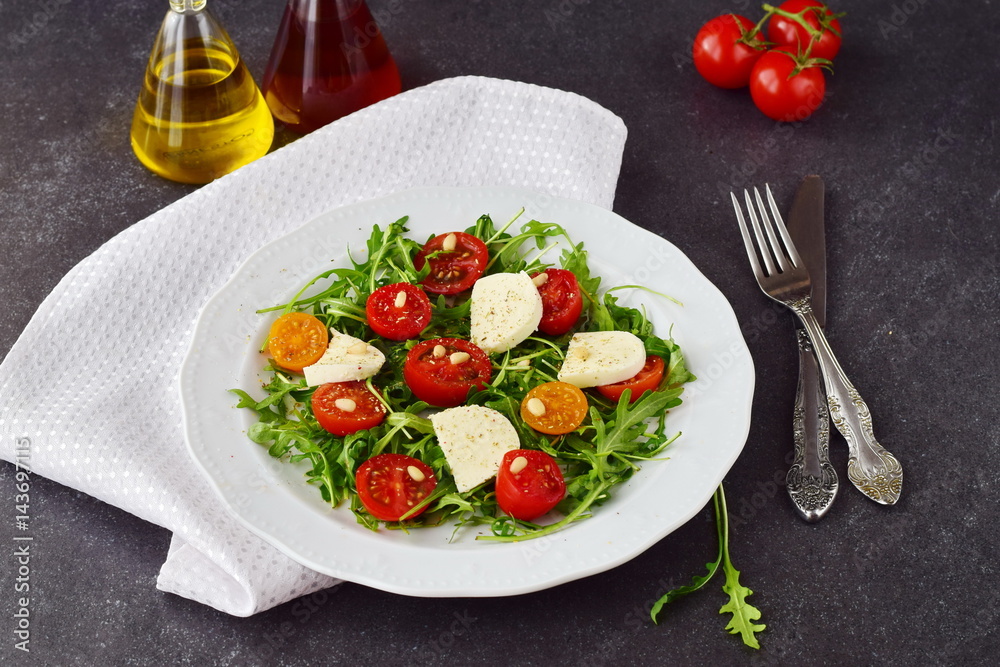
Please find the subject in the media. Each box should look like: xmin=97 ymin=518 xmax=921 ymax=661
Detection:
xmin=1 ymin=0 xmax=998 ymax=664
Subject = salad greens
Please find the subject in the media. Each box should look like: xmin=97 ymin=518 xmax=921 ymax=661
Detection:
xmin=650 ymin=484 xmax=766 ymax=649
xmin=231 ymin=210 xmax=695 ymax=540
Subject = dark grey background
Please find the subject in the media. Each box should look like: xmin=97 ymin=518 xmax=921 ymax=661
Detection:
xmin=1 ymin=0 xmax=997 ymax=664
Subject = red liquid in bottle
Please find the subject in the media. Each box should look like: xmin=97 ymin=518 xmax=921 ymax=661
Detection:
xmin=262 ymin=0 xmax=401 ymax=134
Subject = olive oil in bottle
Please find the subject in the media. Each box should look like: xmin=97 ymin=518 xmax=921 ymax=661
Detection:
xmin=130 ymin=0 xmax=273 ymax=184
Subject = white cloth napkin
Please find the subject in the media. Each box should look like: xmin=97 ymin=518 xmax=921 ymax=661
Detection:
xmin=0 ymin=75 xmax=627 ymax=616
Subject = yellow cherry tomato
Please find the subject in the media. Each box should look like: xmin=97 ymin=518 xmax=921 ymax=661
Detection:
xmin=520 ymin=381 xmax=588 ymax=435
xmin=267 ymin=312 xmax=328 ymax=372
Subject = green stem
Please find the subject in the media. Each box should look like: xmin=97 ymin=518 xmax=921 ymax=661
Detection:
xmin=476 ymin=480 xmax=611 ymax=542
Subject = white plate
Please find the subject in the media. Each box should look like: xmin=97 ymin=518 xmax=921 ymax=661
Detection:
xmin=180 ymin=185 xmax=754 ymax=597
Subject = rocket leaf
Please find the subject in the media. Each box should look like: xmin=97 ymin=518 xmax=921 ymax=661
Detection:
xmin=650 ymin=484 xmax=766 ymax=649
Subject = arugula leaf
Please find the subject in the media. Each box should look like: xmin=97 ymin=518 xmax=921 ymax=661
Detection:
xmin=649 ymin=484 xmax=765 ymax=650
xmin=717 ymin=484 xmax=766 ymax=648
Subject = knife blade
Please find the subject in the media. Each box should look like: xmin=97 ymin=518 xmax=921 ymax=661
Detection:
xmin=785 ymin=176 xmax=838 ymax=522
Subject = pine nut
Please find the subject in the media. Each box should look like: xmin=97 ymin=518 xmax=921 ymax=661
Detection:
xmin=526 ymin=397 xmax=546 ymax=416
xmin=509 ymin=456 xmax=528 ymax=474
xmin=407 ymin=465 xmax=426 ymax=482
xmin=433 ymin=344 xmax=447 ymax=358
xmin=516 ymin=358 xmax=531 ymax=367
xmin=347 ymin=341 xmax=368 ymax=355
xmin=450 ymin=351 xmax=471 ymax=365
xmin=532 ymin=272 xmax=549 ymax=287
xmin=442 ymin=233 xmax=458 ymax=252
xmin=334 ymin=398 xmax=356 ymax=412
xmin=394 ymin=291 xmax=407 ymax=308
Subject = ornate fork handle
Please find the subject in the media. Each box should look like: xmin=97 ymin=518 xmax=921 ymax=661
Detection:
xmin=789 ymin=297 xmax=903 ymax=505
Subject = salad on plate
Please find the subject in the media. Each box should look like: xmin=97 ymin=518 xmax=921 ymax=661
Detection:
xmin=231 ymin=209 xmax=695 ymax=542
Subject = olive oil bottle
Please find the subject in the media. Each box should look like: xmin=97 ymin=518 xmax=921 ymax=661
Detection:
xmin=130 ymin=0 xmax=273 ymax=184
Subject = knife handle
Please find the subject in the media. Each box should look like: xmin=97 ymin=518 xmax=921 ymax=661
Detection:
xmin=792 ymin=300 xmax=903 ymax=505
xmin=787 ymin=329 xmax=838 ymax=521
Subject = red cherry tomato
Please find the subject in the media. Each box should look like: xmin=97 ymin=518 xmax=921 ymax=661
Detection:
xmin=403 ymin=338 xmax=492 ymax=407
xmin=365 ymin=282 xmax=432 ymax=341
xmin=767 ymin=0 xmax=842 ymax=61
xmin=596 ymin=355 xmax=665 ymax=404
xmin=355 ymin=453 xmax=437 ymax=522
xmin=692 ymin=14 xmax=767 ymax=89
xmin=414 ymin=232 xmax=489 ymax=295
xmin=749 ymin=50 xmax=826 ymax=122
xmin=531 ymin=269 xmax=583 ymax=336
xmin=311 ymin=381 xmax=387 ymax=436
xmin=495 ymin=449 xmax=566 ymax=521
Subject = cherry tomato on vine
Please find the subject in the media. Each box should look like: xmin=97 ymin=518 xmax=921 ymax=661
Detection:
xmin=520 ymin=381 xmax=588 ymax=435
xmin=365 ymin=282 xmax=432 ymax=341
xmin=692 ymin=14 xmax=767 ymax=89
xmin=311 ymin=381 xmax=387 ymax=436
xmin=495 ymin=449 xmax=566 ymax=521
xmin=749 ymin=50 xmax=826 ymax=122
xmin=403 ymin=338 xmax=492 ymax=407
xmin=414 ymin=231 xmax=489 ymax=295
xmin=596 ymin=355 xmax=665 ymax=404
xmin=767 ymin=0 xmax=842 ymax=61
xmin=355 ymin=453 xmax=437 ymax=522
xmin=267 ymin=311 xmax=328 ymax=372
xmin=531 ymin=269 xmax=583 ymax=336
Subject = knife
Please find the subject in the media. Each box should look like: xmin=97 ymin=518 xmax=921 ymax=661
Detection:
xmin=785 ymin=175 xmax=839 ymax=522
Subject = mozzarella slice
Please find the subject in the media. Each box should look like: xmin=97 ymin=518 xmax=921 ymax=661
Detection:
xmin=430 ymin=405 xmax=520 ymax=493
xmin=302 ymin=329 xmax=385 ymax=386
xmin=557 ymin=331 xmax=646 ymax=388
xmin=470 ymin=272 xmax=543 ymax=354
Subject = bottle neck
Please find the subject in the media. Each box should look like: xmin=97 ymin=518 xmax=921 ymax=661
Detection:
xmin=289 ymin=0 xmax=366 ymax=22
xmin=169 ymin=0 xmax=207 ymax=13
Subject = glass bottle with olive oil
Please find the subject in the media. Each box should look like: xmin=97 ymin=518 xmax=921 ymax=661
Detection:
xmin=130 ymin=0 xmax=273 ymax=184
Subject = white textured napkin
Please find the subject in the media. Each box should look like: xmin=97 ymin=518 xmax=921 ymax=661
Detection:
xmin=0 ymin=75 xmax=626 ymax=616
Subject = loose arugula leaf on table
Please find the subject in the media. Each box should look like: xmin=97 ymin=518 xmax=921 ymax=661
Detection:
xmin=650 ymin=484 xmax=766 ymax=649
xmin=717 ymin=485 xmax=766 ymax=649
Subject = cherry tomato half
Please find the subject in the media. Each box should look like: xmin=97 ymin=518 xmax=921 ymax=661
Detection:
xmin=520 ymin=381 xmax=588 ymax=435
xmin=749 ymin=50 xmax=826 ymax=122
xmin=596 ymin=355 xmax=665 ymax=404
xmin=312 ymin=381 xmax=387 ymax=436
xmin=531 ymin=269 xmax=583 ymax=336
xmin=414 ymin=231 xmax=489 ymax=295
xmin=355 ymin=453 xmax=437 ymax=522
xmin=767 ymin=0 xmax=842 ymax=61
xmin=692 ymin=14 xmax=767 ymax=89
xmin=267 ymin=311 xmax=329 ymax=372
xmin=495 ymin=449 xmax=566 ymax=521
xmin=403 ymin=338 xmax=492 ymax=407
xmin=365 ymin=282 xmax=432 ymax=341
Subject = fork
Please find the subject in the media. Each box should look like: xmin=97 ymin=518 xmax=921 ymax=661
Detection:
xmin=731 ymin=185 xmax=903 ymax=506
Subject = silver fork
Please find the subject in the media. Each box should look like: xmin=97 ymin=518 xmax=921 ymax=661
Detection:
xmin=731 ymin=186 xmax=903 ymax=505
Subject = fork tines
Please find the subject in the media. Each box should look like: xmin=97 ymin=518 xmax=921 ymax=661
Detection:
xmin=731 ymin=185 xmax=804 ymax=279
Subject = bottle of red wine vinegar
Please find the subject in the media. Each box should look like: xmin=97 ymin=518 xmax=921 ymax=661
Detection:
xmin=262 ymin=0 xmax=402 ymax=135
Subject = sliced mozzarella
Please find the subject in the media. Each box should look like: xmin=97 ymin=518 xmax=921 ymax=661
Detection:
xmin=302 ymin=329 xmax=385 ymax=386
xmin=430 ymin=405 xmax=520 ymax=493
xmin=557 ymin=330 xmax=646 ymax=388
xmin=470 ymin=272 xmax=543 ymax=354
